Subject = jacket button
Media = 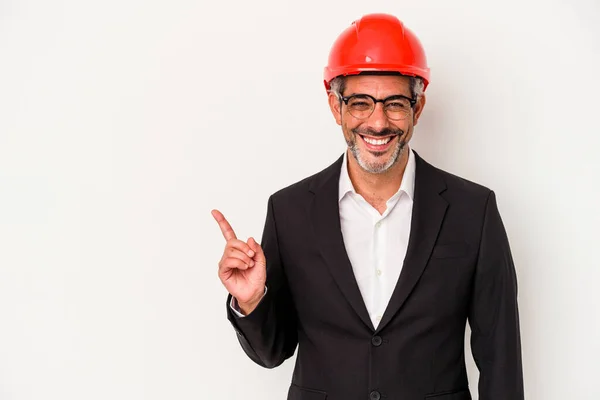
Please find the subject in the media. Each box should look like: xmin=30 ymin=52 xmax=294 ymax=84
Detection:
xmin=371 ymin=336 xmax=382 ymax=346
xmin=369 ymin=390 xmax=381 ymax=400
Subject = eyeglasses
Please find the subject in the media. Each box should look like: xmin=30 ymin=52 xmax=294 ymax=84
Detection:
xmin=338 ymin=93 xmax=417 ymax=121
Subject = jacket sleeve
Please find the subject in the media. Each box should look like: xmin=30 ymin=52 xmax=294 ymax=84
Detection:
xmin=468 ymin=191 xmax=525 ymax=399
xmin=230 ymin=286 xmax=268 ymax=317
xmin=226 ymin=195 xmax=298 ymax=368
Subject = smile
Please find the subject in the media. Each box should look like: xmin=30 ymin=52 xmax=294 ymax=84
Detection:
xmin=362 ymin=136 xmax=392 ymax=145
xmin=359 ymin=134 xmax=396 ymax=151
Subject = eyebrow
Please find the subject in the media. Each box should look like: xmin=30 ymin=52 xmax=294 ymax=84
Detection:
xmin=347 ymin=93 xmax=413 ymax=100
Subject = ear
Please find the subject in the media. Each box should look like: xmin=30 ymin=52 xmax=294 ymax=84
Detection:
xmin=412 ymin=94 xmax=426 ymax=126
xmin=328 ymin=92 xmax=343 ymax=126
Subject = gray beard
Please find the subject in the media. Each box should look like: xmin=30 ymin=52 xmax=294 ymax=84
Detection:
xmin=347 ymin=134 xmax=406 ymax=174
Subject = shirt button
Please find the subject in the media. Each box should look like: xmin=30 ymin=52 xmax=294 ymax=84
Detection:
xmin=375 ymin=221 xmax=382 ymax=228
xmin=376 ymin=315 xmax=382 ymax=321
xmin=369 ymin=390 xmax=381 ymax=400
xmin=376 ymin=269 xmax=382 ymax=276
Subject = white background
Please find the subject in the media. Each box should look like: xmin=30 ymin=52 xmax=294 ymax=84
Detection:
xmin=1 ymin=0 xmax=599 ymax=399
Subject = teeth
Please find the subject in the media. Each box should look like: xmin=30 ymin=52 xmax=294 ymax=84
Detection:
xmin=363 ymin=136 xmax=391 ymax=145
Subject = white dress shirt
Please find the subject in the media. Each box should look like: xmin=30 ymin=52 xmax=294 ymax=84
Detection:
xmin=338 ymin=146 xmax=415 ymax=329
xmin=232 ymin=147 xmax=416 ymax=330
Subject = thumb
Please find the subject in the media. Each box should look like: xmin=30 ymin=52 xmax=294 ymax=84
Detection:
xmin=247 ymin=237 xmax=265 ymax=264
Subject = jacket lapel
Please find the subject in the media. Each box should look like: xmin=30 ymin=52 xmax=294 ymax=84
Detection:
xmin=375 ymin=151 xmax=448 ymax=332
xmin=308 ymin=150 xmax=448 ymax=333
xmin=309 ymin=154 xmax=375 ymax=331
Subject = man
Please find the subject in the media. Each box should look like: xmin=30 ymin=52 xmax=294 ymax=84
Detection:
xmin=212 ymin=13 xmax=524 ymax=400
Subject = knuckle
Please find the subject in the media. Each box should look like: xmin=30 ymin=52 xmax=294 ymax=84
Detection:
xmin=225 ymin=258 xmax=244 ymax=269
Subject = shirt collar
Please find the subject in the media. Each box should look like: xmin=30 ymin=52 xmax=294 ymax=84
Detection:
xmin=338 ymin=145 xmax=416 ymax=203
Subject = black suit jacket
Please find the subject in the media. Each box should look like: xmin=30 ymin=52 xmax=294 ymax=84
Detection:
xmin=227 ymin=151 xmax=524 ymax=400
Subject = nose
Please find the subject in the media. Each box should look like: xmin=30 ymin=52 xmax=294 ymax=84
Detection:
xmin=366 ymin=102 xmax=390 ymax=131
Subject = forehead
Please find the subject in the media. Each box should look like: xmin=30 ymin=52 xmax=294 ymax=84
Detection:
xmin=344 ymin=74 xmax=412 ymax=97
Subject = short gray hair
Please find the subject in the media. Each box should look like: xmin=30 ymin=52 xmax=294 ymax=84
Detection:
xmin=328 ymin=73 xmax=425 ymax=100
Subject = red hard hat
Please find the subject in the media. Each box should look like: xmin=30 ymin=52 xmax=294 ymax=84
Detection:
xmin=324 ymin=13 xmax=430 ymax=91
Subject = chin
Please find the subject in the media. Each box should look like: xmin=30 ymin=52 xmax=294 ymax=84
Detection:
xmin=356 ymin=155 xmax=395 ymax=174
xmin=355 ymin=145 xmax=404 ymax=174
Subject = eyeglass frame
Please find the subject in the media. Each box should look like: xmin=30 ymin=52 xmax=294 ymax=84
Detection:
xmin=335 ymin=92 xmax=417 ymax=121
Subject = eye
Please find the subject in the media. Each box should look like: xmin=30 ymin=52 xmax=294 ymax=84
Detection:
xmin=385 ymin=100 xmax=410 ymax=111
xmin=348 ymin=98 xmax=373 ymax=110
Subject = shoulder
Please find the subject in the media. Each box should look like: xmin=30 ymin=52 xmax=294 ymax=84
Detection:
xmin=415 ymin=151 xmax=494 ymax=203
xmin=269 ymin=154 xmax=343 ymax=205
xmin=439 ymin=166 xmax=491 ymax=197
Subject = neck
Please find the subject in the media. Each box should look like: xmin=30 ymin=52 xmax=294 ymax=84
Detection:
xmin=346 ymin=147 xmax=410 ymax=207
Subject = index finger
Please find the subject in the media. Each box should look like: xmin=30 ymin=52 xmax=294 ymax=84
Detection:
xmin=211 ymin=209 xmax=237 ymax=241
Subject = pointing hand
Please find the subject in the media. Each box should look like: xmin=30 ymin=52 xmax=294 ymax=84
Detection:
xmin=212 ymin=209 xmax=266 ymax=314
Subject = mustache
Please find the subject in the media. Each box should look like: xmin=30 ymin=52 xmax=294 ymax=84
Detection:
xmin=351 ymin=127 xmax=404 ymax=137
